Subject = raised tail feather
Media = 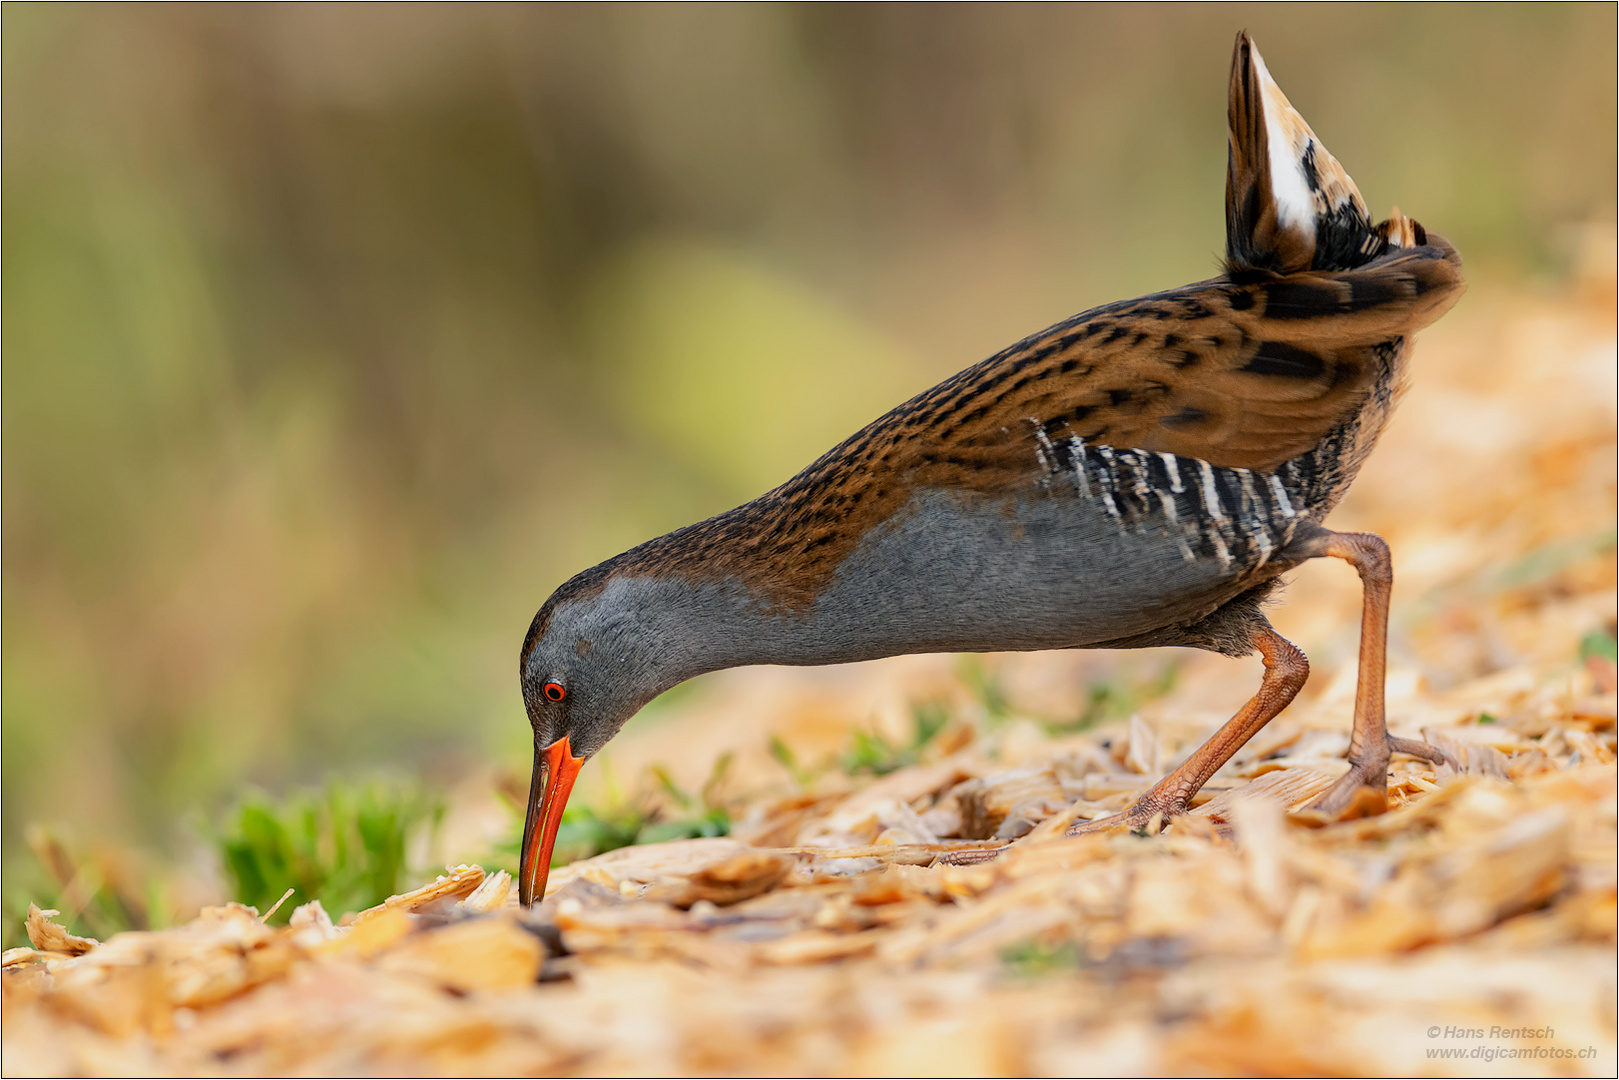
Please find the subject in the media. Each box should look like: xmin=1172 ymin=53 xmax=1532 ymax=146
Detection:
xmin=1225 ymin=31 xmax=1431 ymax=275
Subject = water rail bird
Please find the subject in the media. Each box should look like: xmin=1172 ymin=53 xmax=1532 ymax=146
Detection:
xmin=517 ymin=32 xmax=1465 ymax=904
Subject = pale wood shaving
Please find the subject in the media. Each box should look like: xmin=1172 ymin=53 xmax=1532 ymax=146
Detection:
xmin=343 ymin=864 xmax=485 ymax=929
xmin=24 ymin=906 xmax=100 ymax=956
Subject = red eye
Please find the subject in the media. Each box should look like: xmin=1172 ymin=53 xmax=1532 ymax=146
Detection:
xmin=542 ymin=681 xmax=566 ymax=703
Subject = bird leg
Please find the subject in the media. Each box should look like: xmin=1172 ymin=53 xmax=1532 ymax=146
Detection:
xmin=1302 ymin=531 xmax=1455 ymax=817
xmin=1068 ymin=622 xmax=1308 ymax=835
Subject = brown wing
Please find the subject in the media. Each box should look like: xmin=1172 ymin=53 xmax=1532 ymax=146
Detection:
xmin=890 ymin=233 xmax=1465 ymax=479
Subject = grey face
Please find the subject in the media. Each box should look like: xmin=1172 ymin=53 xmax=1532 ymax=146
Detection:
xmin=520 ymin=582 xmax=680 ymax=759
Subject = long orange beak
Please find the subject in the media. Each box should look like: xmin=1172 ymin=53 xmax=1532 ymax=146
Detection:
xmin=518 ymin=735 xmax=586 ymax=906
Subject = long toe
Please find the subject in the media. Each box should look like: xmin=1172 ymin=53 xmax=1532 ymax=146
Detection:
xmin=1305 ymin=768 xmax=1390 ymax=820
xmin=1307 ymin=731 xmax=1462 ymax=819
xmin=1067 ymin=801 xmax=1178 ymax=837
xmin=1388 ymin=734 xmax=1459 ymax=770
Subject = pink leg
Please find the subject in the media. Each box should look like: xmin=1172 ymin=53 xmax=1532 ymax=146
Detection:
xmin=1304 ymin=531 xmax=1453 ymax=816
xmin=1069 ymin=622 xmax=1308 ymax=835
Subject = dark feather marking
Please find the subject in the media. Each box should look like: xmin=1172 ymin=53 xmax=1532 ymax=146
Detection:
xmin=1210 ymin=467 xmax=1243 ymax=517
xmin=1348 ymin=275 xmax=1407 ymax=309
xmin=1244 ymin=341 xmax=1325 ymax=379
xmin=1329 ymin=357 xmax=1364 ymax=389
xmin=1023 ymin=340 xmax=1064 ymax=364
xmin=1299 ymin=142 xmax=1321 ymax=193
xmin=941 ymin=365 xmax=1021 ymax=425
xmin=1262 ymin=280 xmax=1342 ymax=319
xmin=1312 ymin=201 xmax=1382 ymax=272
xmin=1162 ymin=406 xmax=1212 ymax=430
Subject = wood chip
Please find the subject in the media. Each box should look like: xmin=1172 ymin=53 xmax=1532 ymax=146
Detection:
xmin=341 ymin=865 xmax=485 ymax=933
xmin=375 ymin=917 xmax=544 ymax=991
xmin=24 ymin=906 xmax=99 ymax=956
xmin=642 ymin=850 xmax=796 ymax=908
xmin=954 ymin=768 xmax=1068 ymax=839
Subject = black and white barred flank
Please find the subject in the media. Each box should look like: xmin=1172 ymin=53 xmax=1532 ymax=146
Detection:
xmin=1030 ymin=427 xmax=1355 ymax=573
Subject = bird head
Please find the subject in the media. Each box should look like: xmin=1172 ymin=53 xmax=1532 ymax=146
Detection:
xmin=515 ymin=567 xmax=681 ymax=905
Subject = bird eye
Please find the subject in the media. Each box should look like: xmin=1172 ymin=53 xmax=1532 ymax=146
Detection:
xmin=542 ymin=681 xmax=566 ymax=703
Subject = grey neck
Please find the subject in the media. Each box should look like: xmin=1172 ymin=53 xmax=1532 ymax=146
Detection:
xmin=594 ymin=573 xmax=838 ymax=690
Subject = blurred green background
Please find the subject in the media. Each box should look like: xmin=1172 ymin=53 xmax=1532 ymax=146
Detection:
xmin=3 ymin=4 xmax=1614 ymax=895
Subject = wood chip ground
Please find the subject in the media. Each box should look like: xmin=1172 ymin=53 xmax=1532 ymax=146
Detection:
xmin=4 ymin=269 xmax=1615 ymax=1076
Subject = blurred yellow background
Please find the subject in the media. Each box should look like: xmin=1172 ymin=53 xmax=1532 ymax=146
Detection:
xmin=3 ymin=4 xmax=1613 ymax=884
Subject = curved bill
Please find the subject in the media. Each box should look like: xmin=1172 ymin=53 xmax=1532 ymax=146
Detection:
xmin=518 ymin=735 xmax=586 ymax=906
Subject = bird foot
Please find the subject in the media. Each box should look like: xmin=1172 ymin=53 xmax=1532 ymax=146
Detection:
xmin=1305 ymin=735 xmax=1458 ymax=819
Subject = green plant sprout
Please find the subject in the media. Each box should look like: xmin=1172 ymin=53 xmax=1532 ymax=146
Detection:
xmin=769 ymin=734 xmax=819 ymax=790
xmin=1000 ymin=937 xmax=1084 ymax=976
xmin=840 ymin=702 xmax=950 ymax=776
xmin=1049 ymin=661 xmax=1180 ymax=735
xmin=217 ymin=780 xmax=445 ymax=924
xmin=1579 ymin=627 xmax=1617 ymax=665
xmin=956 ymin=657 xmax=1011 ymax=723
